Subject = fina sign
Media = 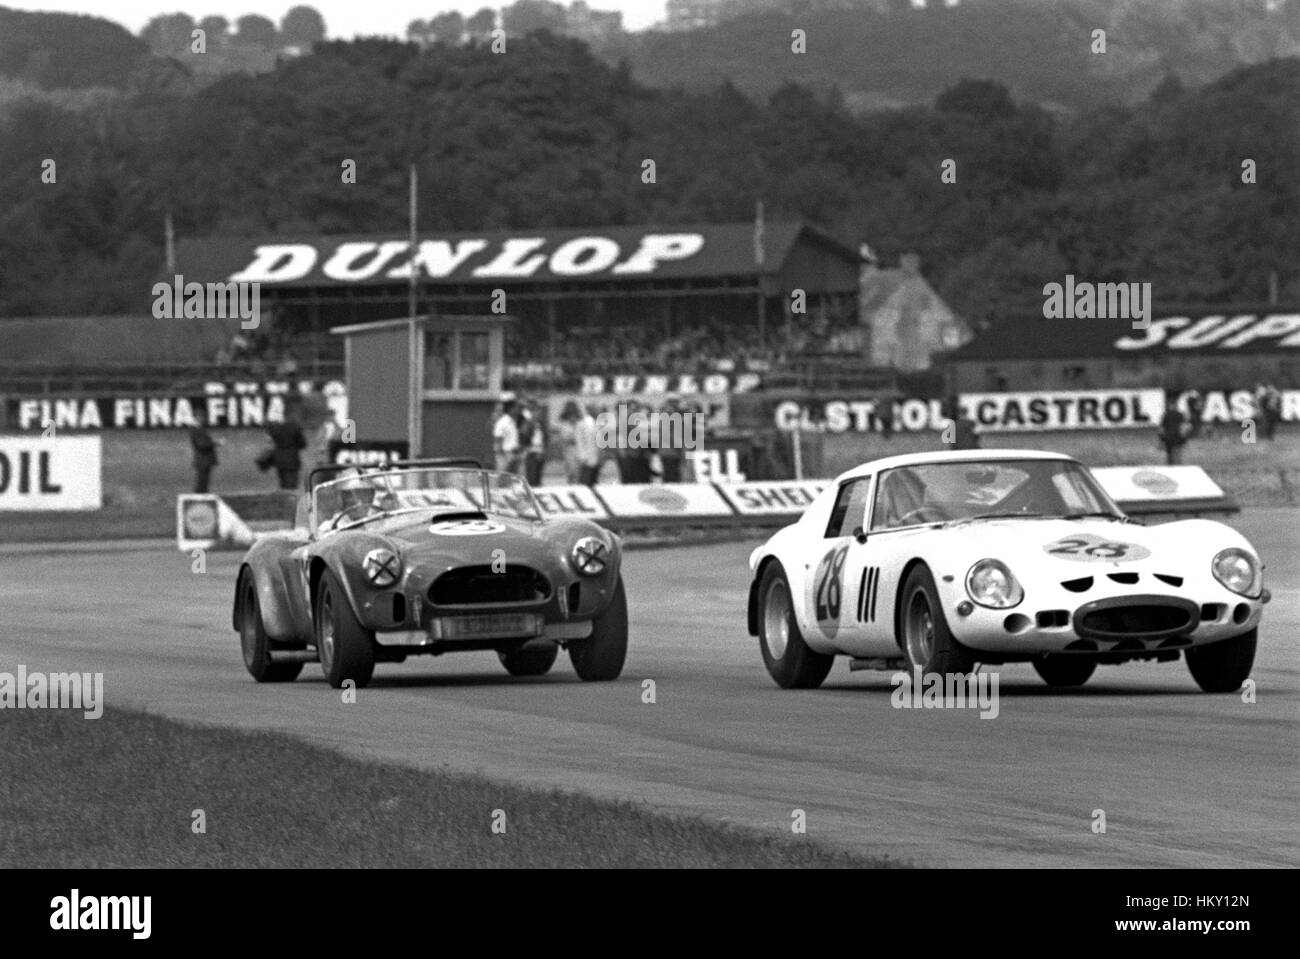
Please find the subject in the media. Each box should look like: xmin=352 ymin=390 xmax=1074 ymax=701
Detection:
xmin=0 ymin=436 xmax=102 ymax=511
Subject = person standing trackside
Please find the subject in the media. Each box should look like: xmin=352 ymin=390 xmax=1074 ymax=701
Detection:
xmin=189 ymin=411 xmax=223 ymax=493
xmin=1159 ymin=392 xmax=1188 ymax=465
xmin=492 ymin=394 xmax=521 ymax=473
xmin=266 ymin=406 xmax=307 ymax=491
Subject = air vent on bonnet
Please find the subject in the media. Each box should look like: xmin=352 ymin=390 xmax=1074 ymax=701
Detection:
xmin=1061 ymin=577 xmax=1093 ymax=593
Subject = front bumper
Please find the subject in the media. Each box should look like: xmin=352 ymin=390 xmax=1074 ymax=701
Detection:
xmin=944 ymin=582 xmax=1266 ymax=657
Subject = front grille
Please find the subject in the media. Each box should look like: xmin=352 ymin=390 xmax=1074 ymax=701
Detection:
xmin=1074 ymin=596 xmax=1197 ymax=641
xmin=429 ymin=565 xmax=551 ymax=607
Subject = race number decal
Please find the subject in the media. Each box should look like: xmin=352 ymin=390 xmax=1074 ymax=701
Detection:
xmin=430 ymin=520 xmax=505 ymax=536
xmin=812 ymin=543 xmax=850 ymax=638
xmin=1043 ymin=534 xmax=1150 ymax=563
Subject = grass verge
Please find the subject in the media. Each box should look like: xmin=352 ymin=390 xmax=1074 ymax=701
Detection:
xmin=0 ymin=706 xmax=902 ymax=868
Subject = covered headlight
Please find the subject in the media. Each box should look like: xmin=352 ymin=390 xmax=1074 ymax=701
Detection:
xmin=363 ymin=548 xmax=402 ymax=587
xmin=965 ymin=559 xmax=1024 ymax=609
xmin=1212 ymin=548 xmax=1261 ymax=597
xmin=572 ymin=536 xmax=609 ymax=577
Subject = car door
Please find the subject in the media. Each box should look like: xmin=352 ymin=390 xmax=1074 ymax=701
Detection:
xmin=803 ymin=476 xmax=875 ymax=653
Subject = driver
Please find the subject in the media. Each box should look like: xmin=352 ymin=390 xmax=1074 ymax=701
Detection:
xmin=322 ymin=472 xmax=395 ymax=531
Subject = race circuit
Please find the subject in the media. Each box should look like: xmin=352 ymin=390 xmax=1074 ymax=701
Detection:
xmin=3 ymin=509 xmax=1297 ymax=868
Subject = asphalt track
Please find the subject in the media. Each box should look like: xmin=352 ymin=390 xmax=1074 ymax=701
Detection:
xmin=3 ymin=510 xmax=1297 ymax=867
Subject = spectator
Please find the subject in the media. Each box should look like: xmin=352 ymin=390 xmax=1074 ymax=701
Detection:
xmin=1255 ymin=382 xmax=1282 ymax=440
xmin=492 ymin=394 xmax=521 ymax=473
xmin=1184 ymin=390 xmax=1205 ymax=439
xmin=559 ymin=400 xmax=600 ymax=485
xmin=655 ymin=395 xmax=690 ymax=483
xmin=875 ymin=391 xmax=896 ymax=440
xmin=519 ymin=398 xmax=547 ymax=486
xmin=266 ymin=407 xmax=307 ymax=490
xmin=1159 ymin=393 xmax=1188 ymax=465
xmin=945 ymin=397 xmax=979 ymax=450
xmin=189 ymin=411 xmax=222 ymax=493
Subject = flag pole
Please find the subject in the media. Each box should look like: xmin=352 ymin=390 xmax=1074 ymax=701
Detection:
xmin=407 ymin=163 xmax=421 ymax=456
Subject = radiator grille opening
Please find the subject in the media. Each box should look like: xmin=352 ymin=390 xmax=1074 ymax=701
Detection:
xmin=429 ymin=565 xmax=551 ymax=607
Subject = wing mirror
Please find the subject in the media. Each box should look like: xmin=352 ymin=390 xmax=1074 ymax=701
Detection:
xmin=852 ymin=525 xmax=868 ymax=544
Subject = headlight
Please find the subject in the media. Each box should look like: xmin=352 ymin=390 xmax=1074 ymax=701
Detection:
xmin=572 ymin=536 xmax=609 ymax=577
xmin=363 ymin=548 xmax=402 ymax=587
xmin=1212 ymin=548 xmax=1261 ymax=597
xmin=965 ymin=559 xmax=1024 ymax=609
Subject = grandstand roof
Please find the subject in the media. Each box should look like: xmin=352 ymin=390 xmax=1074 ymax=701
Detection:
xmin=172 ymin=221 xmax=862 ymax=291
xmin=946 ymin=309 xmax=1300 ymax=361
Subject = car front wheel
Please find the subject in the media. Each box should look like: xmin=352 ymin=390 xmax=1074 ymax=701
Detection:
xmin=1033 ymin=655 xmax=1095 ymax=687
xmin=315 ymin=568 xmax=376 ymax=689
xmin=569 ymin=576 xmax=628 ymax=681
xmin=1185 ymin=628 xmax=1256 ymax=693
xmin=899 ymin=564 xmax=974 ymax=676
xmin=499 ymin=642 xmax=559 ymax=677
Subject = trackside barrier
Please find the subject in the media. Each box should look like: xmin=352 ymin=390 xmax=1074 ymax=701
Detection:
xmin=175 ymin=467 xmax=1235 ymax=551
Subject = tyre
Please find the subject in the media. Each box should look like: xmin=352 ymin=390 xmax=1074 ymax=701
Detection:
xmin=1033 ymin=655 xmax=1095 ymax=687
xmin=757 ymin=562 xmax=834 ymax=689
xmin=899 ymin=564 xmax=974 ymax=676
xmin=1186 ymin=628 xmax=1256 ymax=693
xmin=499 ymin=642 xmax=559 ymax=677
xmin=569 ymin=576 xmax=628 ymax=682
xmin=238 ymin=572 xmax=303 ymax=683
xmin=315 ymin=568 xmax=376 ymax=689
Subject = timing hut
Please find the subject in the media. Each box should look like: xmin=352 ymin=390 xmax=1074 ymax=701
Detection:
xmin=172 ymin=220 xmax=863 ymax=362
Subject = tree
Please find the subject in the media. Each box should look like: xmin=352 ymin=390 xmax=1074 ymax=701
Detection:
xmin=502 ymin=1 xmax=566 ymax=36
xmin=467 ymin=8 xmax=497 ymax=38
xmin=934 ymin=78 xmax=1017 ymax=119
xmin=429 ymin=11 xmax=466 ymax=43
xmin=235 ymin=14 xmax=279 ymax=48
xmin=407 ymin=18 xmax=431 ymax=44
xmin=198 ymin=15 xmax=230 ymax=45
xmin=281 ymin=6 xmax=326 ymax=47
xmin=141 ymin=13 xmax=196 ymax=56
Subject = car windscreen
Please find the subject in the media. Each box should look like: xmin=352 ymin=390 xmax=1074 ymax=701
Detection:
xmin=314 ymin=468 xmax=542 ymax=528
xmin=870 ymin=459 xmax=1118 ymax=530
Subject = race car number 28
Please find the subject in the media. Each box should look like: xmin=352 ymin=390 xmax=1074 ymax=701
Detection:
xmin=1043 ymin=534 xmax=1150 ymax=563
xmin=813 ymin=543 xmax=849 ymax=637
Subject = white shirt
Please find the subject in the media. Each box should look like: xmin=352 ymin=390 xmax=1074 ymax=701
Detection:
xmin=493 ymin=412 xmax=519 ymax=454
xmin=574 ymin=414 xmax=599 ymax=466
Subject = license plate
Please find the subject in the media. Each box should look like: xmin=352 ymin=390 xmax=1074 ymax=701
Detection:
xmin=432 ymin=614 xmax=542 ymax=640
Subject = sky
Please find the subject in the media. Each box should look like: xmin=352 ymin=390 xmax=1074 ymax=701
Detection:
xmin=7 ymin=0 xmax=670 ymax=36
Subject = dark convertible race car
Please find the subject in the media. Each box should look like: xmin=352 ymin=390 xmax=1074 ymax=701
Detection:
xmin=233 ymin=460 xmax=627 ymax=687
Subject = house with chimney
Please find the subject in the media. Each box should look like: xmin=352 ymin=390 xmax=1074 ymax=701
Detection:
xmin=858 ymin=252 xmax=971 ymax=372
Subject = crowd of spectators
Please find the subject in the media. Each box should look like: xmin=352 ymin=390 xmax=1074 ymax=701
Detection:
xmin=505 ymin=308 xmax=863 ymax=378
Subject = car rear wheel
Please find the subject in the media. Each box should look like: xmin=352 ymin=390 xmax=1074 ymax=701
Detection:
xmin=499 ymin=642 xmax=559 ymax=677
xmin=315 ymin=568 xmax=376 ymax=689
xmin=1186 ymin=628 xmax=1256 ymax=693
xmin=758 ymin=562 xmax=834 ymax=689
xmin=569 ymin=576 xmax=628 ymax=681
xmin=1033 ymin=655 xmax=1095 ymax=687
xmin=900 ymin=565 xmax=974 ymax=676
xmin=238 ymin=572 xmax=303 ymax=683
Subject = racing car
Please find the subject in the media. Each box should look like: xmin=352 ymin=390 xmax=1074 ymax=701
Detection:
xmin=233 ymin=460 xmax=627 ymax=687
xmin=747 ymin=450 xmax=1267 ymax=692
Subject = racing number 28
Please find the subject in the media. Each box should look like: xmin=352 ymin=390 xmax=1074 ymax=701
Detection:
xmin=1048 ymin=538 xmax=1129 ymax=559
xmin=815 ymin=544 xmax=850 ymax=623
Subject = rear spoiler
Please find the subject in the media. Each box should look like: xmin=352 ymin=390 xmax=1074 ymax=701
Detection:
xmin=305 ymin=458 xmax=483 ymax=492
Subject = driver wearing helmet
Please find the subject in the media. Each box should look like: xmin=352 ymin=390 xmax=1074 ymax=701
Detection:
xmin=322 ymin=471 xmax=396 ymax=531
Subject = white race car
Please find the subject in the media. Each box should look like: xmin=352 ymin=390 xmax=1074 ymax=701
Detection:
xmin=747 ymin=450 xmax=1268 ymax=692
